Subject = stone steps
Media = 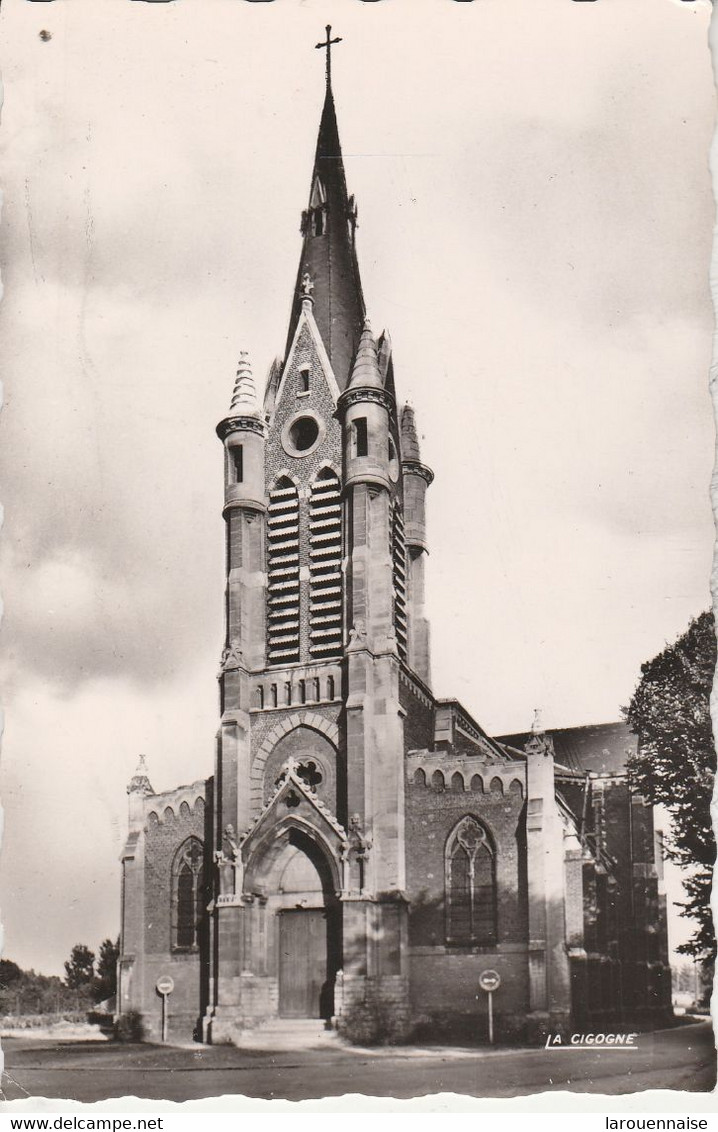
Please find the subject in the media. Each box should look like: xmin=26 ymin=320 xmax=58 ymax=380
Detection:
xmin=230 ymin=1017 xmax=341 ymax=1051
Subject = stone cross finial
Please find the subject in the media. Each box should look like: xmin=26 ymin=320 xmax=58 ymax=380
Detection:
xmin=301 ymin=272 xmax=314 ymax=297
xmin=315 ymin=24 xmax=342 ymax=89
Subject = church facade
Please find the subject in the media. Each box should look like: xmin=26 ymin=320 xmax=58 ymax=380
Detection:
xmin=117 ymin=61 xmax=671 ymax=1045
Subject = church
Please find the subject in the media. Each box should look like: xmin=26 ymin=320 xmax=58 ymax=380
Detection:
xmin=117 ymin=37 xmax=671 ymax=1045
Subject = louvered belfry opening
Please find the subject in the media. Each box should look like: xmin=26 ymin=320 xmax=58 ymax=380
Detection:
xmin=267 ymin=477 xmax=301 ymax=664
xmin=309 ymin=468 xmax=343 ymax=658
xmin=392 ymin=502 xmax=408 ymax=660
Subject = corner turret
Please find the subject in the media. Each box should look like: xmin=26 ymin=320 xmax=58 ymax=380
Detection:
xmin=216 ymin=352 xmax=266 ymax=514
xmin=400 ymin=403 xmax=433 ymax=683
xmin=339 ymin=321 xmax=393 ymax=492
xmin=127 ymin=754 xmax=153 ymax=828
xmin=216 ymin=351 xmax=267 ymax=691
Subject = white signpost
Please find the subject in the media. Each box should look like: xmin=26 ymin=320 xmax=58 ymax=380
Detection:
xmin=478 ymin=968 xmax=501 ymax=1045
xmin=156 ymin=975 xmax=174 ymax=1043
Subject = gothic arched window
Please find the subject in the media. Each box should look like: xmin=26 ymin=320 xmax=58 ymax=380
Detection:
xmin=445 ymin=816 xmax=497 ymax=946
xmin=172 ymin=838 xmax=204 ymax=951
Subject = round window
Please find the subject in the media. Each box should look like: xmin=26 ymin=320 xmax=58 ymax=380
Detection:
xmin=282 ymin=412 xmax=324 ymax=457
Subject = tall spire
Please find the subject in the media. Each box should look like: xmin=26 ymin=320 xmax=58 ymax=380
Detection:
xmin=284 ymin=33 xmax=366 ymax=392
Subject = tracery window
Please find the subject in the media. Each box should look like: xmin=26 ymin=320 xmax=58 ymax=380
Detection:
xmin=445 ymin=816 xmax=497 ymax=945
xmin=172 ymin=838 xmax=204 ymax=951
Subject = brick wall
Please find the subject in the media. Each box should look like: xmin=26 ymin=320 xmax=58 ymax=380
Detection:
xmin=400 ymin=674 xmax=434 ymax=754
xmin=139 ymin=788 xmax=209 ymax=1040
xmin=406 ymin=776 xmax=528 ymax=946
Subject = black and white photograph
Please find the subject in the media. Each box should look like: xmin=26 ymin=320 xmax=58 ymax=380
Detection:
xmin=0 ymin=0 xmax=715 ymax=1109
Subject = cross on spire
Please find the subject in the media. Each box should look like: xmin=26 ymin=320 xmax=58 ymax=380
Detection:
xmin=315 ymin=24 xmax=342 ymax=90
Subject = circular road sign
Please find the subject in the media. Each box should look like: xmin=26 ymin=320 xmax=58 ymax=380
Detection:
xmin=479 ymin=969 xmax=501 ymax=993
xmin=156 ymin=975 xmax=175 ymax=996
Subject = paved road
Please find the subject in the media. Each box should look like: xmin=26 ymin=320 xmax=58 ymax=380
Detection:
xmin=1 ymin=1022 xmax=714 ymax=1104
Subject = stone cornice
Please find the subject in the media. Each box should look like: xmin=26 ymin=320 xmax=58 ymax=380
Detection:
xmin=216 ymin=415 xmax=267 ymax=441
xmin=401 ymin=459 xmax=434 ymax=486
xmin=337 ymin=387 xmax=393 ymax=415
xmin=221 ymin=498 xmax=267 ymax=518
xmin=399 ymin=664 xmax=435 ymax=710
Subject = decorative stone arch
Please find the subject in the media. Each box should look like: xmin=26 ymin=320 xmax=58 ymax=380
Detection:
xmin=250 ymin=712 xmax=341 ymax=812
xmin=431 ymin=769 xmax=446 ymax=792
xmin=147 ymin=788 xmax=205 ymax=824
xmin=270 ymin=468 xmax=301 ymax=490
xmin=509 ymin=778 xmax=524 ymax=798
xmin=243 ymin=812 xmax=343 ymax=896
xmin=413 ymin=767 xmax=427 ymax=787
xmin=313 ymin=458 xmax=342 ymax=482
xmin=450 ymin=771 xmax=465 ymax=792
xmin=489 ymin=775 xmax=504 ymax=795
xmin=470 ymin=774 xmax=484 ymax=793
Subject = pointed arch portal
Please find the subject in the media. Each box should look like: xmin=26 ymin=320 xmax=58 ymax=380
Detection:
xmin=245 ymin=823 xmax=341 ymax=1019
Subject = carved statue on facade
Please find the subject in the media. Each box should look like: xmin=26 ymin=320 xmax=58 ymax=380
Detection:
xmin=348 ymin=813 xmax=372 ymax=858
xmin=214 ymin=823 xmax=244 ymax=895
xmin=219 ymin=638 xmax=244 ymax=674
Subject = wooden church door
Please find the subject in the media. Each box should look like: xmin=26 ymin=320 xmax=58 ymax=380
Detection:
xmin=278 ymin=909 xmax=328 ymax=1018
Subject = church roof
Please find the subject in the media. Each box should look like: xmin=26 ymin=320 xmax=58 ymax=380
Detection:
xmin=284 ymin=78 xmax=366 ymax=392
xmin=497 ymin=721 xmax=636 ymax=775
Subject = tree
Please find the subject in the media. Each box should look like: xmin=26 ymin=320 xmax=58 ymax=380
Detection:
xmin=0 ymin=959 xmax=22 ymax=989
xmin=63 ymin=944 xmax=95 ymax=990
xmin=93 ymin=937 xmax=120 ymax=1003
xmin=625 ymin=610 xmax=716 ymax=965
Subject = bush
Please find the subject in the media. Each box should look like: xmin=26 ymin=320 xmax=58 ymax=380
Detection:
xmin=338 ymin=996 xmax=409 ymax=1046
xmin=113 ymin=1010 xmax=144 ymax=1043
xmin=0 ymin=1012 xmax=87 ymax=1030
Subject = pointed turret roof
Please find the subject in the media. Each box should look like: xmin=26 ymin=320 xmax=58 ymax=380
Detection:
xmin=127 ymin=754 xmax=153 ymax=796
xmin=227 ymin=351 xmax=260 ymax=418
xmin=285 ymin=77 xmax=366 ymax=392
xmin=348 ymin=320 xmax=382 ymax=390
xmin=400 ymin=403 xmax=421 ymax=460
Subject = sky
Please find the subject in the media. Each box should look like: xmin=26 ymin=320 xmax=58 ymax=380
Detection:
xmin=0 ymin=0 xmax=714 ymax=975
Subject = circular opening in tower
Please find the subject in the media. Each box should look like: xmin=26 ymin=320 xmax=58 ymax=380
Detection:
xmin=286 ymin=414 xmax=320 ymax=455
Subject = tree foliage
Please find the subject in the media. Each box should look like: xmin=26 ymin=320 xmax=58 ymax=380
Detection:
xmin=0 ymin=962 xmax=91 ymax=1015
xmin=64 ymin=944 xmax=96 ymax=990
xmin=625 ymin=610 xmax=716 ymax=964
xmin=1 ymin=936 xmax=120 ymax=1017
xmin=94 ymin=937 xmax=120 ymax=1004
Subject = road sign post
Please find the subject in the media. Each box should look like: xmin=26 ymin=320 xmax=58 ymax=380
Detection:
xmin=478 ymin=969 xmax=501 ymax=1045
xmin=156 ymin=975 xmax=174 ymax=1043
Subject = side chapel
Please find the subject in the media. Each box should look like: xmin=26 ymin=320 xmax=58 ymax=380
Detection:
xmin=117 ymin=38 xmax=672 ymax=1044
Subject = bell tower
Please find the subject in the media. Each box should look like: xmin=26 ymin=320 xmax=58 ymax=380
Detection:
xmin=206 ymin=31 xmax=433 ymax=1040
